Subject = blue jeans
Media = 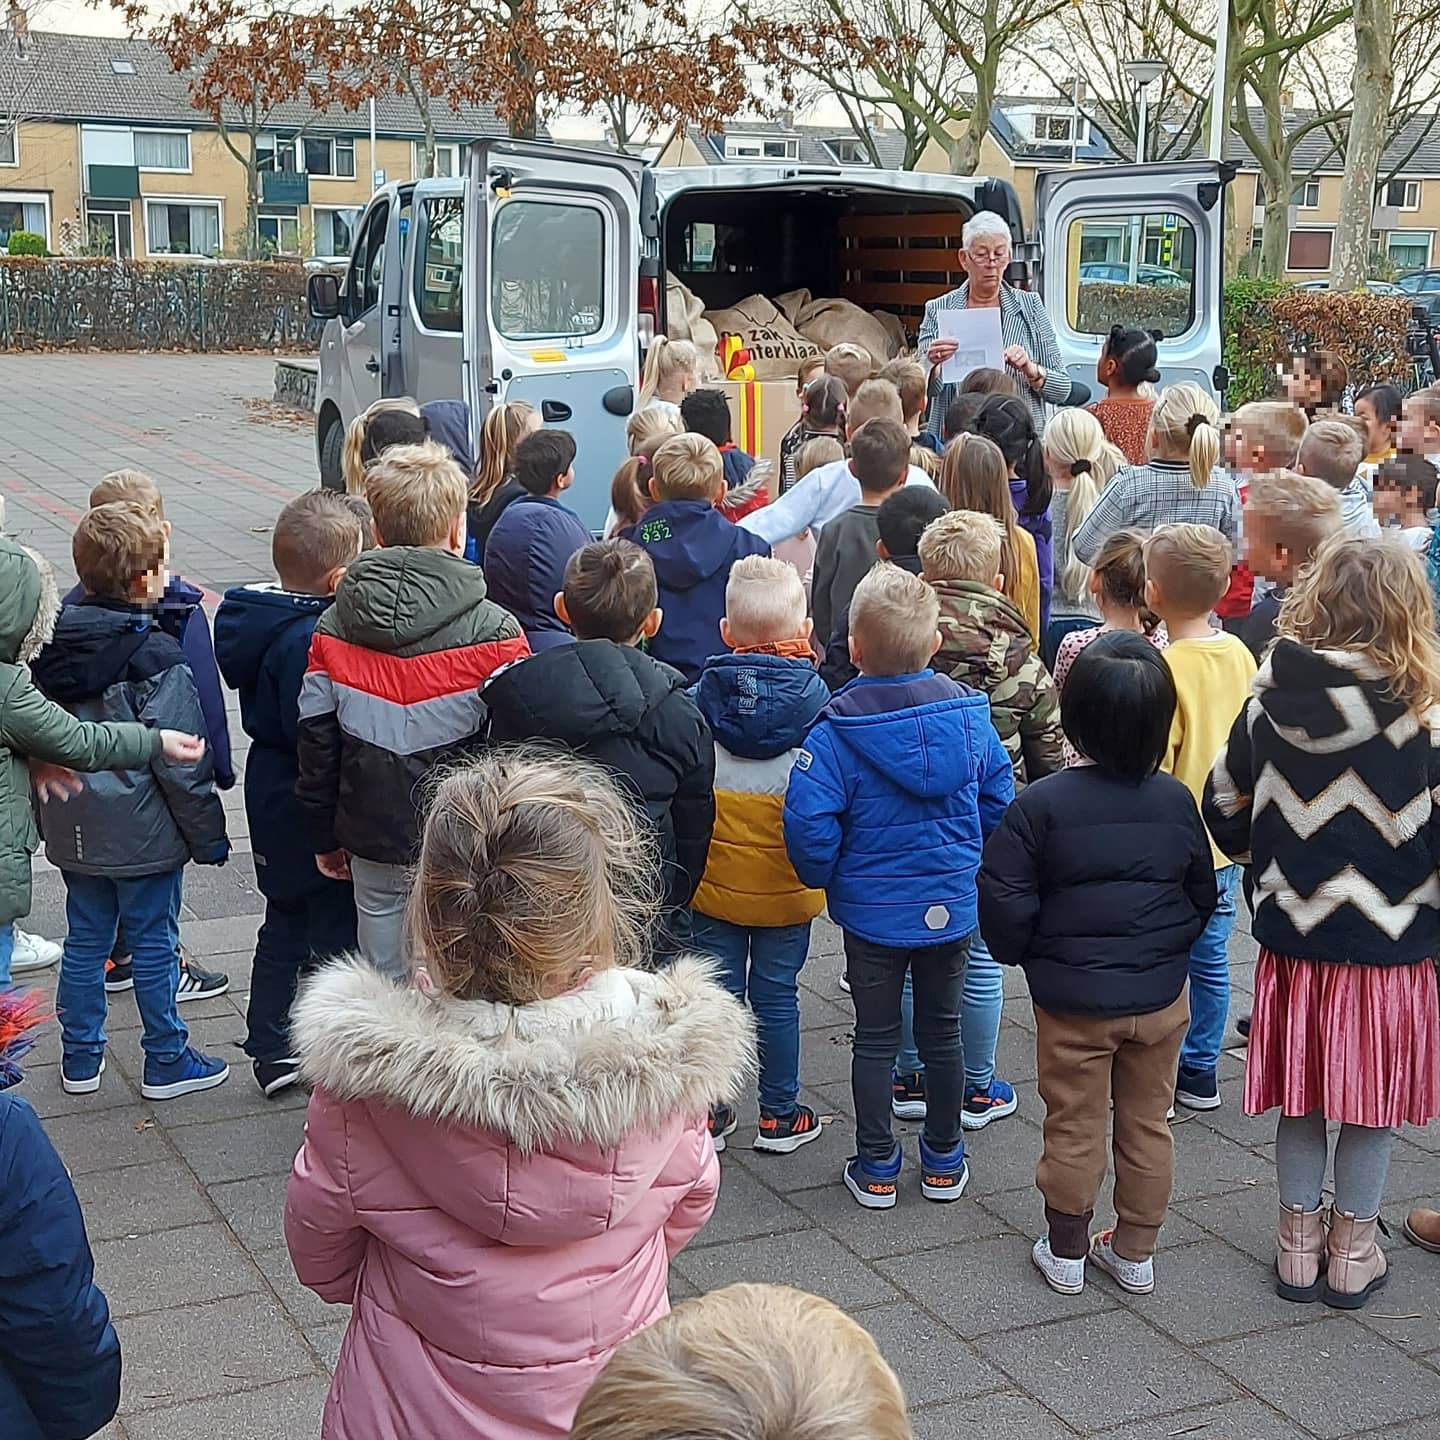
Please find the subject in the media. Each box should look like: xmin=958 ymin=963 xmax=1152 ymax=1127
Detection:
xmin=898 ymin=933 xmax=1003 ymax=1090
xmin=0 ymin=920 xmax=12 ymax=986
xmin=58 ymin=870 xmax=187 ymax=1068
xmin=1181 ymin=863 xmax=1239 ymax=1075
xmin=691 ymin=914 xmax=810 ymax=1115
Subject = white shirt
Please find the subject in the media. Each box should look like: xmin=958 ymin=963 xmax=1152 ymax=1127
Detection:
xmin=1337 ymin=471 xmax=1381 ymax=540
xmin=739 ymin=460 xmax=936 ymax=546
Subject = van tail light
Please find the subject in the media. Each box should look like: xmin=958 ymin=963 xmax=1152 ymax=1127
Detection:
xmin=638 ymin=274 xmax=660 ymax=349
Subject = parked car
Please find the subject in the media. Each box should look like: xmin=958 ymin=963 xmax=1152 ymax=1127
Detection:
xmin=1297 ymin=279 xmax=1404 ymax=296
xmin=1078 ymin=261 xmax=1190 ymax=288
xmin=1397 ymin=269 xmax=1440 ymax=323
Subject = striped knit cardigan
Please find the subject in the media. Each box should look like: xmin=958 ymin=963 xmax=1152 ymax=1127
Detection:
xmin=1203 ymin=638 xmax=1440 ymax=967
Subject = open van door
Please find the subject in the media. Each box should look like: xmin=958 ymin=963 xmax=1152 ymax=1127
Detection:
xmin=1035 ymin=161 xmax=1233 ymax=400
xmin=464 ymin=141 xmax=645 ymax=533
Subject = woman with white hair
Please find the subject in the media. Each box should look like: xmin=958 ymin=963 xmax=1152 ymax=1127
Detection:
xmin=918 ymin=210 xmax=1071 ymax=433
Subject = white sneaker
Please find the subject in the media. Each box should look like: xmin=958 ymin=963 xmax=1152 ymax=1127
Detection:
xmin=1089 ymin=1229 xmax=1155 ymax=1294
xmin=11 ymin=929 xmax=61 ymax=972
xmin=1032 ymin=1236 xmax=1085 ymax=1294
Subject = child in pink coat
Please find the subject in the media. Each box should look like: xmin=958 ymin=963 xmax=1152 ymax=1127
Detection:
xmin=284 ymin=751 xmax=754 ymax=1440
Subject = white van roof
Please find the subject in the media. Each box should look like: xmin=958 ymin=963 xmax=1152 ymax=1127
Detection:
xmin=649 ymin=165 xmax=989 ymax=204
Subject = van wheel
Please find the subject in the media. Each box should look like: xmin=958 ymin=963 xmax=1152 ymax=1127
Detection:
xmin=318 ymin=416 xmax=344 ymax=490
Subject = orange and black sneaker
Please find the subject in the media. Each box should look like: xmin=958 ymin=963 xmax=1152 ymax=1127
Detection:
xmin=754 ymin=1103 xmax=823 ymax=1155
xmin=104 ymin=958 xmax=134 ymax=993
xmin=919 ymin=1136 xmax=969 ymax=1202
xmin=844 ymin=1146 xmax=901 ymax=1210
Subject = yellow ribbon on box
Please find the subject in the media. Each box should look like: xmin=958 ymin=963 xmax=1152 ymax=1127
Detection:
xmin=720 ymin=332 xmax=756 ymax=382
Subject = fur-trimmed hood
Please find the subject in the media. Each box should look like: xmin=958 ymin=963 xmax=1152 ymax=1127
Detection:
xmin=0 ymin=538 xmax=59 ymax=667
xmin=292 ymin=953 xmax=754 ymax=1153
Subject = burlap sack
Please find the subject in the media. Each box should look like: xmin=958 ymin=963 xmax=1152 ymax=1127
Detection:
xmin=665 ymin=272 xmax=723 ymax=380
xmin=792 ymin=296 xmax=901 ymax=366
xmin=871 ymin=309 xmax=908 ymax=357
xmin=704 ymin=294 xmax=822 ymax=380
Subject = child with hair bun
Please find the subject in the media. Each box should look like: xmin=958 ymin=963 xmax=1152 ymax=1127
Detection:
xmin=285 ymin=750 xmax=752 ymax=1440
xmin=1089 ymin=326 xmax=1161 ymax=463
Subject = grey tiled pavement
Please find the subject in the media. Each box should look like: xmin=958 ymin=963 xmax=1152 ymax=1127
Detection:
xmin=4 ymin=355 xmax=1439 ymax=1438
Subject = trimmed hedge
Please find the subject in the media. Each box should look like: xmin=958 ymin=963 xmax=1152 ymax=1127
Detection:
xmin=1075 ymin=282 xmax=1192 ymax=338
xmin=1223 ymin=279 xmax=1413 ymax=406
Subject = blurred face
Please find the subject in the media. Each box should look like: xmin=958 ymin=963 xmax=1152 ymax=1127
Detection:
xmin=1243 ymin=512 xmax=1292 ymax=584
xmin=1399 ymin=397 xmax=1436 ymax=454
xmin=1281 ymin=360 xmax=1321 ymax=409
xmin=1372 ymin=481 xmax=1403 ymax=523
xmin=1355 ymin=395 xmax=1393 ymax=457
xmin=961 ymin=235 xmax=1011 ymax=296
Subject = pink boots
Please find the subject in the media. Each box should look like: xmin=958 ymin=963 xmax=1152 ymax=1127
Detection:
xmin=1275 ymin=1205 xmax=1327 ymax=1303
xmin=1323 ymin=1211 xmax=1389 ymax=1310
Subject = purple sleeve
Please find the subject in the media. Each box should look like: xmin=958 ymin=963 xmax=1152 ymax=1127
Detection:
xmin=181 ymin=608 xmax=235 ymax=789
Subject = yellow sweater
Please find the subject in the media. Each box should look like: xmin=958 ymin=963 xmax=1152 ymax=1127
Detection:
xmin=1006 ymin=526 xmax=1042 ymax=647
xmin=1162 ymin=632 xmax=1258 ymax=867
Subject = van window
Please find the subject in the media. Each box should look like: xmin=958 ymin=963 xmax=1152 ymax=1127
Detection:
xmin=1067 ymin=213 xmax=1197 ymax=338
xmin=348 ymin=202 xmax=388 ymax=318
xmin=418 ymin=196 xmax=463 ymax=332
xmin=491 ymin=199 xmax=605 ymax=340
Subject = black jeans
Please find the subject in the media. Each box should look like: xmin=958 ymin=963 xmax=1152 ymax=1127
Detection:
xmin=845 ymin=931 xmax=971 ymax=1161
xmin=243 ymin=884 xmax=358 ymax=1063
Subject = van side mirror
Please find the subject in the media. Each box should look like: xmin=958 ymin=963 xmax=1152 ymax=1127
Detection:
xmin=308 ymin=272 xmax=342 ymax=321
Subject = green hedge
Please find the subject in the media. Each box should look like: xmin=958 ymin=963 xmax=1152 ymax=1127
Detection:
xmin=1223 ymin=278 xmax=1413 ymax=406
xmin=1075 ymin=282 xmax=1192 ymax=337
xmin=6 ymin=232 xmax=45 ymax=257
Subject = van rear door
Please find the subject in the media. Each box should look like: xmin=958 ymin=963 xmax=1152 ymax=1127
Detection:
xmin=400 ymin=177 xmax=465 ymax=403
xmin=1035 ymin=161 xmax=1232 ymax=399
xmin=464 ymin=141 xmax=644 ymax=532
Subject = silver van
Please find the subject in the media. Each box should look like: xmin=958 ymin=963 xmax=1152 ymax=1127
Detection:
xmin=308 ymin=141 xmax=1231 ymax=531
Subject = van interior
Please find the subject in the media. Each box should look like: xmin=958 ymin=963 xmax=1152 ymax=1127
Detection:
xmin=661 ymin=184 xmax=983 ymax=341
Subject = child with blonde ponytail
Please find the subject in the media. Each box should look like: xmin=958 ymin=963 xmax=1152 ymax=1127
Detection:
xmin=1043 ymin=408 xmax=1124 ymax=665
xmin=467 ymin=401 xmax=540 ymax=557
xmin=639 ymin=337 xmax=700 ymax=415
xmin=341 ymin=398 xmax=426 ymax=496
xmin=1070 ymin=383 xmax=1240 ymax=565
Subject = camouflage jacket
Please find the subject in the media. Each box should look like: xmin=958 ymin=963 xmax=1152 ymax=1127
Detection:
xmin=932 ymin=578 xmax=1063 ymax=790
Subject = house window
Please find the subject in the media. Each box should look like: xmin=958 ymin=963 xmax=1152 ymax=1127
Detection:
xmin=1386 ymin=230 xmax=1432 ymax=271
xmin=1384 ymin=178 xmax=1422 ymax=211
xmin=84 ymin=204 xmax=133 ymax=259
xmin=723 ymin=134 xmax=798 ymax=160
xmin=1291 ymin=180 xmax=1321 ymax=210
xmin=257 ymin=206 xmax=300 ymax=256
xmin=827 ymin=138 xmax=868 ymax=165
xmin=416 ymin=141 xmax=463 ymax=178
xmin=1286 ymin=227 xmax=1333 ymax=272
xmin=1035 ymin=112 xmax=1076 ymax=143
xmin=313 ymin=205 xmax=362 ymax=258
xmin=133 ymin=130 xmax=191 ymax=173
xmin=0 ymin=192 xmax=49 ymax=247
xmin=144 ymin=199 xmax=221 ymax=257
xmin=256 ymin=134 xmax=299 ymax=173
xmin=304 ymin=136 xmax=357 ymax=178
xmin=0 ymin=126 xmax=15 ymax=166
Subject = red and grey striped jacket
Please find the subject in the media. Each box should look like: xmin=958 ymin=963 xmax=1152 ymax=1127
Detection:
xmin=295 ymin=546 xmax=528 ymax=866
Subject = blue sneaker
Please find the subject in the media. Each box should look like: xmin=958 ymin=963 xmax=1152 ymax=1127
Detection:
xmin=1176 ymin=1065 xmax=1221 ymax=1111
xmin=891 ymin=1069 xmax=927 ymax=1120
xmin=141 ymin=1046 xmax=229 ymax=1100
xmin=962 ymin=1078 xmax=1018 ymax=1130
xmin=844 ymin=1146 xmax=901 ymax=1210
xmin=919 ymin=1135 xmax=969 ymax=1201
xmin=61 ymin=1054 xmax=106 ymax=1096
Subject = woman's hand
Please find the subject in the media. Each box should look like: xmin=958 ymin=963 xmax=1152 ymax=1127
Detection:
xmin=927 ymin=337 xmax=959 ymax=368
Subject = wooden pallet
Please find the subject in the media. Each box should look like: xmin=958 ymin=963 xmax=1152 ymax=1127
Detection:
xmin=837 ymin=212 xmax=967 ymax=334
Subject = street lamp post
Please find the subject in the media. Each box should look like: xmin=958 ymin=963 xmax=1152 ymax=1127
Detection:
xmin=1124 ymin=58 xmax=1166 ymax=283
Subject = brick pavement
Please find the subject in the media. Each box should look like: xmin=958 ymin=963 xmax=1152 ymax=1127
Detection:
xmin=3 ymin=355 xmax=1439 ymax=1440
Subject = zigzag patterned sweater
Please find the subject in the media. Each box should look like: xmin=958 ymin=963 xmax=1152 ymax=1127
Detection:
xmin=1203 ymin=639 xmax=1440 ymax=967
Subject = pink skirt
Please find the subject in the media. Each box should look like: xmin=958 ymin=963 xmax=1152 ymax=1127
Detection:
xmin=1244 ymin=949 xmax=1440 ymax=1127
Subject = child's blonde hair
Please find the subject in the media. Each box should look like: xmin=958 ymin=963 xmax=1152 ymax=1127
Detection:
xmin=341 ymin=397 xmax=423 ymax=495
xmin=474 ymin=400 xmax=539 ymax=504
xmin=406 ymin=749 xmax=660 ymax=1004
xmin=847 ymin=378 xmax=904 ymax=433
xmin=1232 ymin=400 xmax=1309 ymax=469
xmin=639 ymin=336 xmax=699 ymax=406
xmin=1148 ymin=382 xmax=1221 ymax=489
xmin=1144 ymin=522 xmax=1232 ymax=616
xmin=850 ymin=563 xmax=939 ymax=676
xmin=908 ymin=443 xmax=939 ymax=478
xmin=938 ymin=432 xmax=1020 ymax=592
xmin=650 ymin=433 xmax=722 ymax=502
xmin=918 ymin=508 xmax=1004 ymax=585
xmin=879 ymin=357 xmax=928 ymax=423
xmin=1246 ymin=469 xmax=1342 ymax=564
xmin=1280 ymin=533 xmax=1440 ymax=713
xmin=363 ymin=442 xmax=466 ymax=547
xmin=569 ymin=1283 xmax=913 ymax=1440
xmin=725 ymin=554 xmax=807 ymax=646
xmin=90 ymin=469 xmax=163 ymax=520
xmin=825 ymin=342 xmax=874 ymax=395
xmin=73 ymin=501 xmax=166 ymax=602
xmin=1043 ymin=408 xmax=1124 ymax=604
xmin=796 ymin=434 xmax=844 ymax=481
xmin=1298 ymin=418 xmax=1365 ymax=491
xmin=626 ymin=406 xmax=682 ymax=456
xmin=609 ymin=431 xmax=676 ymax=536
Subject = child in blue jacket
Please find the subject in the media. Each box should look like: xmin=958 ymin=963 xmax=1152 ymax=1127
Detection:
xmin=785 ymin=562 xmax=1013 ymax=1211
xmin=622 ymin=433 xmax=769 ymax=682
xmin=215 ymin=491 xmax=364 ymax=1097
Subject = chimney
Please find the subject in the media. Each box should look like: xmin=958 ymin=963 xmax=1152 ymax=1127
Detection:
xmin=869 ymin=109 xmax=886 ymax=131
xmin=781 ymin=108 xmax=795 ymax=130
xmin=1281 ymin=89 xmax=1295 ymax=115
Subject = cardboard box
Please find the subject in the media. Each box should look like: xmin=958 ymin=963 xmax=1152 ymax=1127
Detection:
xmin=718 ymin=379 xmax=802 ymax=488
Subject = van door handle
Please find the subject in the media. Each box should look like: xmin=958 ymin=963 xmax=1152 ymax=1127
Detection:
xmin=541 ymin=400 xmax=572 ymax=422
xmin=365 ymin=357 xmax=381 ymax=374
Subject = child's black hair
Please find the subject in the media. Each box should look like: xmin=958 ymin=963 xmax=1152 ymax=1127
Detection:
xmin=877 ymin=485 xmax=948 ymax=559
xmin=361 ymin=408 xmax=429 ymax=466
xmin=679 ymin=389 xmax=734 ymax=448
xmin=1061 ymin=630 xmax=1176 ymax=783
xmin=513 ymin=428 xmax=578 ymax=496
xmin=1103 ymin=326 xmax=1162 ymax=388
xmin=943 ymin=392 xmax=986 ymax=442
xmin=973 ymin=393 xmax=1050 ymax=517
xmin=1356 ymin=382 xmax=1404 ymax=427
xmin=1377 ymin=452 xmax=1440 ymax=512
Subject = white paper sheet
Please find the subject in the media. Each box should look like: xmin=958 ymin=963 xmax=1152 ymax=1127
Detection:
xmin=935 ymin=306 xmax=1005 ymax=386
